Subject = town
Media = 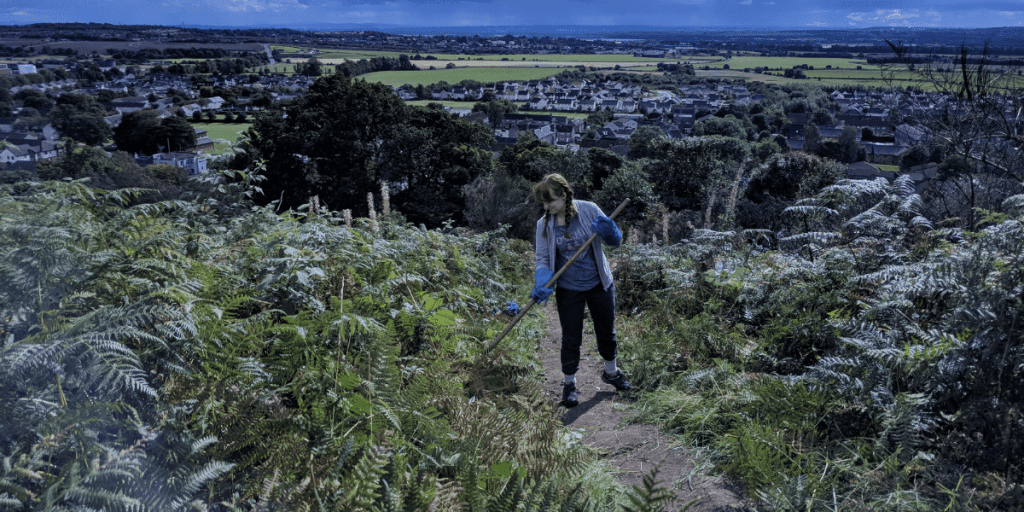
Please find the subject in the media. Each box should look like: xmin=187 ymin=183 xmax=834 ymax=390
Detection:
xmin=1 ymin=22 xmax=1018 ymax=190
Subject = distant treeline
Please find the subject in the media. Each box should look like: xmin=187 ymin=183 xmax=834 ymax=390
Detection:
xmin=154 ymin=55 xmax=270 ymax=75
xmin=866 ymin=55 xmax=1024 ymax=66
xmin=336 ymin=55 xmax=418 ymax=77
xmin=0 ymin=44 xmax=77 ymax=57
xmin=107 ymin=48 xmax=260 ymax=63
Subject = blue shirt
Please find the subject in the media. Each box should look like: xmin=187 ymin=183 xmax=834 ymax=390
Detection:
xmin=535 ymin=200 xmax=619 ymax=291
xmin=553 ymin=218 xmax=602 ymax=291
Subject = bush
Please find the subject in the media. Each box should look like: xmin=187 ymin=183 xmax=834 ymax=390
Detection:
xmin=462 ymin=170 xmax=538 ymax=240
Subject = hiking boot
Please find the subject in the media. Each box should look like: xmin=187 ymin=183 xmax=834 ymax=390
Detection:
xmin=601 ymin=370 xmax=633 ymax=392
xmin=562 ymin=382 xmax=579 ymax=407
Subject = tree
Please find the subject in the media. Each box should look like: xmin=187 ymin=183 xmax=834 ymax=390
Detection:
xmin=803 ymin=123 xmax=820 ymax=154
xmin=15 ymin=89 xmax=54 ymax=114
xmin=48 ymin=95 xmax=113 ymax=146
xmin=113 ymin=110 xmax=162 ymax=154
xmin=158 ymin=115 xmax=198 ymax=152
xmin=585 ymin=147 xmax=624 ymax=192
xmin=295 ymin=57 xmax=323 ymax=77
xmin=627 ymin=125 xmax=668 ymax=160
xmin=36 ymin=146 xmax=147 ymax=190
xmin=378 ymin=104 xmax=495 ymax=226
xmin=49 ymin=106 xmax=113 ymax=146
xmin=113 ymin=110 xmax=196 ymax=155
xmin=498 ymin=135 xmax=562 ymax=183
xmin=247 ymin=74 xmax=412 ymax=217
xmin=643 ymin=135 xmax=750 ymax=212
xmin=691 ymin=115 xmax=752 ymax=140
xmin=836 ymin=125 xmax=862 ymax=163
xmin=883 ymin=41 xmax=1024 ymax=228
xmin=591 ymin=160 xmax=657 ymax=225
xmin=744 ymin=151 xmax=846 ymax=205
xmin=586 ymin=109 xmax=614 ymax=130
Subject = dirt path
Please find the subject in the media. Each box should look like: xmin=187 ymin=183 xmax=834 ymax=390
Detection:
xmin=535 ymin=306 xmax=752 ymax=512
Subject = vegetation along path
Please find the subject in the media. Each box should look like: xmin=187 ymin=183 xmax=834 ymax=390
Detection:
xmin=536 ymin=305 xmax=751 ymax=512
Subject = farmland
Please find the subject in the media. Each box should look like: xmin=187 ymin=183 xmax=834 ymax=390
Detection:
xmin=269 ymin=44 xmax=935 ymax=88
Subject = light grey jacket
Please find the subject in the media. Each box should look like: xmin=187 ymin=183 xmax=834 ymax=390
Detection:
xmin=535 ymin=200 xmax=616 ymax=291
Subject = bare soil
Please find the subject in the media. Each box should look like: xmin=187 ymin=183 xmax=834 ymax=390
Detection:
xmin=536 ymin=306 xmax=753 ymax=512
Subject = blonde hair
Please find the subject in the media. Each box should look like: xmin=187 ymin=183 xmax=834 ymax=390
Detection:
xmin=532 ymin=173 xmax=578 ymax=237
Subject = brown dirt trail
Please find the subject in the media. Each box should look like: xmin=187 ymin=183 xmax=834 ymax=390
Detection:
xmin=535 ymin=305 xmax=753 ymax=512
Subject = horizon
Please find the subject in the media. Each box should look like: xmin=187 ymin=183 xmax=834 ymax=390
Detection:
xmin=2 ymin=1 xmax=1022 ymax=33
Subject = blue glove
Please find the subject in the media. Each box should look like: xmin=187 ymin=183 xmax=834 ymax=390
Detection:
xmin=531 ymin=268 xmax=554 ymax=304
xmin=591 ymin=215 xmax=622 ymax=247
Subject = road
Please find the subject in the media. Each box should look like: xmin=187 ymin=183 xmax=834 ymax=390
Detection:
xmin=263 ymin=44 xmax=276 ymax=66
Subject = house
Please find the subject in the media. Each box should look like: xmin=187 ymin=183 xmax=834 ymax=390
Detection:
xmin=180 ymin=103 xmax=204 ymax=117
xmin=110 ymin=96 xmax=150 ymax=114
xmin=552 ymin=98 xmax=577 ymax=112
xmin=148 ymin=151 xmax=209 ymax=175
xmin=0 ymin=144 xmax=26 ymax=165
xmin=861 ymin=142 xmax=906 ymax=166
xmin=193 ymin=127 xmax=216 ymax=153
xmin=528 ymin=97 xmax=549 ymax=110
xmin=894 ymin=123 xmax=929 ymax=147
xmin=846 ymin=161 xmax=896 ymax=182
xmin=398 ymin=84 xmax=419 ymax=100
xmin=533 ymin=125 xmax=556 ymax=145
xmin=0 ymin=139 xmax=62 ymax=164
xmin=601 ymin=99 xmax=621 ymax=112
xmin=204 ymin=96 xmax=227 ymax=110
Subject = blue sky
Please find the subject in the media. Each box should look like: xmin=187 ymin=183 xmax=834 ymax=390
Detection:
xmin=2 ymin=0 xmax=1021 ymax=30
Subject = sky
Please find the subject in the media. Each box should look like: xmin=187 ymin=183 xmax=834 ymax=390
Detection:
xmin=2 ymin=0 xmax=1023 ymax=31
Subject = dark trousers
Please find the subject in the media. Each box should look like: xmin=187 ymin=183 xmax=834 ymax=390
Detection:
xmin=556 ymin=283 xmax=617 ymax=376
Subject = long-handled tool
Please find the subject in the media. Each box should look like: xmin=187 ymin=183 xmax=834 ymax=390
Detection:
xmin=484 ymin=198 xmax=630 ymax=353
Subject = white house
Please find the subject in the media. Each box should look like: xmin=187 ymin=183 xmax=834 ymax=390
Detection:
xmin=152 ymin=151 xmax=209 ymax=175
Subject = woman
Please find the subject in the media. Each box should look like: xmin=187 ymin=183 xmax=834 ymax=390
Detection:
xmin=531 ymin=173 xmax=631 ymax=407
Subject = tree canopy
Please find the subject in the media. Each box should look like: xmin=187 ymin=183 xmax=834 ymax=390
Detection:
xmin=113 ymin=110 xmax=197 ymax=155
xmin=247 ymin=74 xmax=494 ymax=225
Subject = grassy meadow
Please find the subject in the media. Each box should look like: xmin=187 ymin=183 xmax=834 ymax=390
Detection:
xmin=191 ymin=122 xmax=252 ymax=155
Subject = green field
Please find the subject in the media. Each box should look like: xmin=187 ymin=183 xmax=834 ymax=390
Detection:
xmin=684 ymin=55 xmax=937 ymax=88
xmin=263 ymin=46 xmax=998 ymax=91
xmin=192 ymin=122 xmax=252 ymax=156
xmin=713 ymin=55 xmax=871 ymax=70
xmin=271 ymin=46 xmax=402 ymax=61
xmin=272 ymin=45 xmax=681 ymax=64
xmin=406 ymin=53 xmax=670 ymax=63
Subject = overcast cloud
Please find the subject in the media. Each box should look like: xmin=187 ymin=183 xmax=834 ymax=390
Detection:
xmin=1 ymin=0 xmax=1019 ymax=29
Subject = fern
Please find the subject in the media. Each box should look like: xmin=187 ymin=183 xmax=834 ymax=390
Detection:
xmin=621 ymin=465 xmax=678 ymax=512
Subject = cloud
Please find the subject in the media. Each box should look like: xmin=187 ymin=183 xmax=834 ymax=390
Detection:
xmin=845 ymin=8 xmax=945 ymax=27
xmin=739 ymin=0 xmax=752 ymax=5
xmin=219 ymin=0 xmax=309 ymax=12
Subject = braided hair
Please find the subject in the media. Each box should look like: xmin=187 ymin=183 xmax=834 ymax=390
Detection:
xmin=532 ymin=173 xmax=578 ymax=237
